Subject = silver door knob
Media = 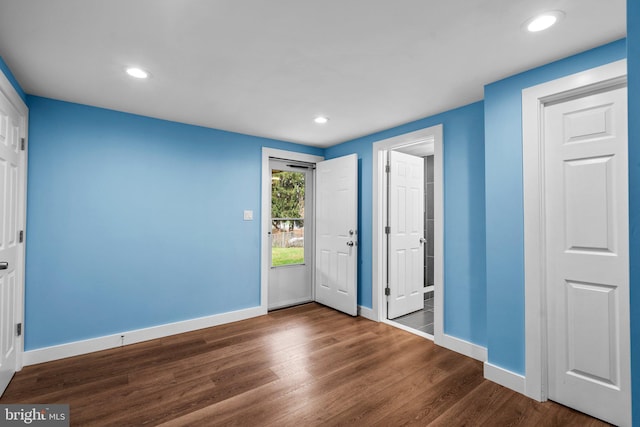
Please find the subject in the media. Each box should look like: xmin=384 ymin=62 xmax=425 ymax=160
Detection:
xmin=0 ymin=262 xmax=8 ymax=270
xmin=346 ymin=241 xmax=355 ymax=247
xmin=419 ymin=238 xmax=426 ymax=244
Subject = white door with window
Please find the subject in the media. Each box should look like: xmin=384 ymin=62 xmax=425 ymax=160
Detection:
xmin=315 ymin=154 xmax=358 ymax=316
xmin=268 ymin=159 xmax=313 ymax=310
xmin=544 ymin=84 xmax=630 ymax=426
xmin=0 ymin=84 xmax=25 ymax=396
xmin=387 ymin=151 xmax=425 ymax=319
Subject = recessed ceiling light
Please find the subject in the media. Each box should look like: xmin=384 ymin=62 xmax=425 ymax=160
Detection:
xmin=314 ymin=116 xmax=329 ymax=124
xmin=525 ymin=11 xmax=564 ymax=32
xmin=126 ymin=67 xmax=149 ymax=79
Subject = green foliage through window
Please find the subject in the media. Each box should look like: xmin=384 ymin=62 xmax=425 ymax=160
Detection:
xmin=271 ymin=170 xmax=305 ymax=231
xmin=271 ymin=169 xmax=306 ymax=267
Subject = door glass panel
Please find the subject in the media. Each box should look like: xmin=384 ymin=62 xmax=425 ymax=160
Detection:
xmin=271 ymin=169 xmax=305 ymax=267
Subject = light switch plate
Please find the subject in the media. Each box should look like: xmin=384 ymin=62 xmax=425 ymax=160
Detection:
xmin=243 ymin=210 xmax=253 ymax=221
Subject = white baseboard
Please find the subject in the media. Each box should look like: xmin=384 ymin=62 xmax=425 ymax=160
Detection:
xmin=23 ymin=306 xmax=266 ymax=366
xmin=435 ymin=333 xmax=487 ymax=362
xmin=357 ymin=305 xmax=377 ymax=321
xmin=484 ymin=362 xmax=526 ymax=394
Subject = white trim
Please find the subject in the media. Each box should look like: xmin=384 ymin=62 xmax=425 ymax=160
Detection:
xmin=357 ymin=305 xmax=377 ymax=321
xmin=371 ymin=125 xmax=444 ymax=341
xmin=260 ymin=148 xmax=324 ymax=312
xmin=484 ymin=362 xmax=525 ymax=394
xmin=438 ymin=333 xmax=487 ymax=362
xmin=522 ymin=59 xmax=627 ymax=401
xmin=432 ymin=126 xmax=444 ymax=343
xmin=0 ymin=69 xmax=26 ymax=115
xmin=24 ymin=306 xmax=265 ymax=366
xmin=0 ymin=68 xmax=28 ymax=372
xmin=372 ymin=149 xmax=385 ymax=322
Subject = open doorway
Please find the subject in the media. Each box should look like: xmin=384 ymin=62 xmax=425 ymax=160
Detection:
xmin=372 ymin=125 xmax=443 ymax=342
xmin=267 ymin=158 xmax=314 ymax=310
xmin=261 ymin=149 xmax=324 ymax=313
xmin=261 ymin=148 xmax=359 ymax=317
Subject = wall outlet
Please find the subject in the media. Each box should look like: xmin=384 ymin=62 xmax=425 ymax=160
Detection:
xmin=243 ymin=210 xmax=253 ymax=221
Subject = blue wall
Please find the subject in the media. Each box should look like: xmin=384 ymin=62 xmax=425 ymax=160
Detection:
xmin=0 ymin=56 xmax=26 ymax=103
xmin=2 ymin=27 xmax=635 ymax=415
xmin=483 ymin=39 xmax=627 ymax=374
xmin=627 ymin=0 xmax=640 ymax=423
xmin=326 ymin=102 xmax=487 ymax=346
xmin=25 ymin=96 xmax=322 ymax=350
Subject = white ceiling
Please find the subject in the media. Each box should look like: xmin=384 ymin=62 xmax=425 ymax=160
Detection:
xmin=394 ymin=140 xmax=434 ymax=158
xmin=0 ymin=1 xmax=626 ymax=147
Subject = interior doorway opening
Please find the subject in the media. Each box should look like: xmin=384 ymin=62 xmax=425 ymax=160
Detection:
xmin=372 ymin=125 xmax=444 ymax=342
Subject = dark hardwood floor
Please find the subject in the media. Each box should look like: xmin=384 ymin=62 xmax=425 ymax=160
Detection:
xmin=1 ymin=303 xmax=609 ymax=426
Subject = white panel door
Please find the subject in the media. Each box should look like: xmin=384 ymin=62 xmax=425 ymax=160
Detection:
xmin=315 ymin=154 xmax=358 ymax=316
xmin=544 ymin=85 xmax=630 ymax=426
xmin=0 ymin=92 xmax=21 ymax=396
xmin=387 ymin=151 xmax=424 ymax=319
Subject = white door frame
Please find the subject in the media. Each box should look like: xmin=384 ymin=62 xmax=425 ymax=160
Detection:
xmin=261 ymin=148 xmax=324 ymax=312
xmin=0 ymin=70 xmax=28 ymax=372
xmin=372 ymin=125 xmax=444 ymax=341
xmin=522 ymin=59 xmax=627 ymax=401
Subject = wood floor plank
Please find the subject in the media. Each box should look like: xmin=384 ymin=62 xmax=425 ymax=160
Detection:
xmin=366 ymin=358 xmax=485 ymax=426
xmin=428 ymin=379 xmax=515 ymax=426
xmin=0 ymin=303 xmax=610 ymax=426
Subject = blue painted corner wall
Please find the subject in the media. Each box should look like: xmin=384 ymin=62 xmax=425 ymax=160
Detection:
xmin=627 ymin=0 xmax=640 ymax=424
xmin=483 ymin=39 xmax=627 ymax=374
xmin=1 ymin=19 xmax=637 ymax=423
xmin=326 ymin=101 xmax=487 ymax=347
xmin=25 ymin=96 xmax=322 ymax=350
xmin=323 ymin=37 xmax=628 ymax=371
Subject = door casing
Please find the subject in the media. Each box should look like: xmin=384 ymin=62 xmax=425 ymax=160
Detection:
xmin=372 ymin=125 xmax=444 ymax=341
xmin=522 ymin=59 xmax=628 ymax=402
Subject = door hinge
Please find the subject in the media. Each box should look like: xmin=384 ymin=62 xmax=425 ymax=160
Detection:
xmin=16 ymin=323 xmax=22 ymax=337
xmin=19 ymin=230 xmax=23 ymax=243
xmin=384 ymin=226 xmax=391 ymax=234
xmin=385 ymin=287 xmax=391 ymax=296
xmin=20 ymin=138 xmax=25 ymax=151
xmin=385 ymin=164 xmax=390 ymax=173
